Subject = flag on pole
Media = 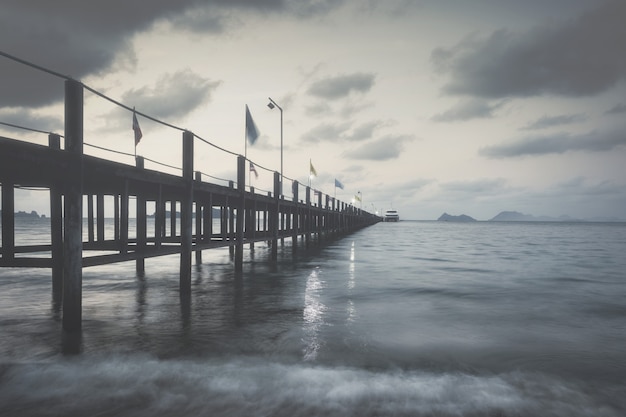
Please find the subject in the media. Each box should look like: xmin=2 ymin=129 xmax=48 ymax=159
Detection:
xmin=245 ymin=105 xmax=260 ymax=145
xmin=132 ymin=110 xmax=143 ymax=146
xmin=354 ymin=194 xmax=362 ymax=202
xmin=250 ymin=161 xmax=259 ymax=179
xmin=334 ymin=179 xmax=344 ymax=189
xmin=310 ymin=160 xmax=317 ymax=177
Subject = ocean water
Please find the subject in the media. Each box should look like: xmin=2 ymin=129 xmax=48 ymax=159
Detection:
xmin=1 ymin=219 xmax=625 ymax=416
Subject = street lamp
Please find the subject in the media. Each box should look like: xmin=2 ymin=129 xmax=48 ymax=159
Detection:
xmin=267 ymin=97 xmax=283 ymax=195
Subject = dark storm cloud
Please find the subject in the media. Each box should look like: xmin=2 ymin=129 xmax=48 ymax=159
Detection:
xmin=343 ymin=134 xmax=413 ymax=161
xmin=432 ymin=1 xmax=626 ymax=98
xmin=0 ymin=0 xmax=343 ymax=108
xmin=307 ymin=73 xmax=376 ymax=100
xmin=121 ymin=70 xmax=221 ymax=120
xmin=480 ymin=130 xmax=626 ymax=158
xmin=431 ymin=99 xmax=504 ymax=122
xmin=520 ymin=113 xmax=587 ymax=130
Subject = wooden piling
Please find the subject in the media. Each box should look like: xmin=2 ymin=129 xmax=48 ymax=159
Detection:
xmin=235 ymin=155 xmax=245 ymax=271
xmin=48 ymin=134 xmax=63 ymax=304
xmin=180 ymin=131 xmax=193 ymax=294
xmin=271 ymin=172 xmax=280 ymax=262
xmin=195 ymin=171 xmax=202 ymax=265
xmin=62 ymin=79 xmax=84 ymax=333
xmin=135 ymin=156 xmax=146 ymax=275
xmin=1 ymin=181 xmax=15 ymax=261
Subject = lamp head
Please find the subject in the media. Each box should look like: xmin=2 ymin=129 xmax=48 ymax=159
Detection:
xmin=267 ymin=102 xmax=275 ymax=109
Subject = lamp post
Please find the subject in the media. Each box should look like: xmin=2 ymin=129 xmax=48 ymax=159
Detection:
xmin=267 ymin=97 xmax=283 ymax=194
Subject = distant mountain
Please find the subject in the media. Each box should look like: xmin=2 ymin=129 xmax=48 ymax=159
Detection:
xmin=437 ymin=213 xmax=477 ymax=222
xmin=2 ymin=210 xmax=45 ymax=219
xmin=489 ymin=211 xmax=578 ymax=222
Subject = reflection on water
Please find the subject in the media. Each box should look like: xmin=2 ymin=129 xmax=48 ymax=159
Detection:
xmin=303 ymin=267 xmax=326 ymax=361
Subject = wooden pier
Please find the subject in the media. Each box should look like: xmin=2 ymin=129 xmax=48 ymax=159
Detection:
xmin=1 ymin=80 xmax=380 ymax=333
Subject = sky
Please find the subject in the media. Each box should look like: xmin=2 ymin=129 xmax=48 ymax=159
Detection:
xmin=1 ymin=0 xmax=625 ymax=220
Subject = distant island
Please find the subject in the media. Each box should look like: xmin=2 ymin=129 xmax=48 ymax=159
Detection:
xmin=0 ymin=210 xmax=46 ymax=219
xmin=437 ymin=213 xmax=477 ymax=222
xmin=436 ymin=210 xmax=623 ymax=222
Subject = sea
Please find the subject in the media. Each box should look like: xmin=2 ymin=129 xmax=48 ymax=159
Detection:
xmin=1 ymin=218 xmax=625 ymax=416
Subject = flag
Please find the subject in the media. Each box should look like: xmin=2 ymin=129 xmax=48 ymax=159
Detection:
xmin=132 ymin=110 xmax=142 ymax=146
xmin=245 ymin=105 xmax=259 ymax=145
xmin=310 ymin=161 xmax=317 ymax=177
xmin=334 ymin=178 xmax=344 ymax=189
xmin=354 ymin=194 xmax=361 ymax=202
xmin=250 ymin=161 xmax=258 ymax=179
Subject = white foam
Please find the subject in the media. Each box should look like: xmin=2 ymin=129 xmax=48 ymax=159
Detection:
xmin=0 ymin=355 xmax=620 ymax=417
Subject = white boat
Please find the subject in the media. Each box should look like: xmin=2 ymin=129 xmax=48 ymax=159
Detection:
xmin=383 ymin=209 xmax=399 ymax=222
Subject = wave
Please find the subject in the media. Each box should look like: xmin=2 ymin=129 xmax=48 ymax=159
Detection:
xmin=0 ymin=355 xmax=622 ymax=417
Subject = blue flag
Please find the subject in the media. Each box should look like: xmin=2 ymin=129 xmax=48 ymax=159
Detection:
xmin=334 ymin=178 xmax=344 ymax=189
xmin=245 ymin=105 xmax=259 ymax=145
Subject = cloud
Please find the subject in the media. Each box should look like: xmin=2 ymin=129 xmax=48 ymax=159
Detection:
xmin=121 ymin=70 xmax=221 ymax=120
xmin=0 ymin=109 xmax=63 ymax=134
xmin=480 ymin=130 xmax=626 ymax=158
xmin=343 ymin=134 xmax=413 ymax=160
xmin=605 ymin=103 xmax=626 ymax=115
xmin=520 ymin=113 xmax=587 ymax=130
xmin=307 ymin=73 xmax=376 ymax=100
xmin=432 ymin=99 xmax=505 ymax=122
xmin=432 ymin=1 xmax=626 ymax=98
xmin=0 ymin=0 xmax=343 ymax=108
xmin=439 ymin=178 xmax=509 ymax=194
xmin=301 ymin=120 xmax=385 ymax=143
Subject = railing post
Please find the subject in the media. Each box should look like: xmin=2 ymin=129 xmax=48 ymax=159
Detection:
xmin=235 ymin=156 xmax=245 ymax=271
xmin=62 ymin=78 xmax=84 ymax=334
xmin=180 ymin=131 xmax=194 ymax=294
xmin=49 ymin=134 xmax=63 ymax=305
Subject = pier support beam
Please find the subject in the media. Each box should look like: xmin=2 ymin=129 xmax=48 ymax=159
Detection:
xmin=62 ymin=79 xmax=84 ymax=334
xmin=1 ymin=181 xmax=15 ymax=262
xmin=270 ymin=172 xmax=280 ymax=262
xmin=195 ymin=172 xmax=202 ymax=265
xmin=292 ymin=181 xmax=299 ymax=254
xmin=180 ymin=131 xmax=194 ymax=294
xmin=136 ymin=157 xmax=146 ymax=275
xmin=49 ymin=134 xmax=63 ymax=304
xmin=235 ymin=156 xmax=245 ymax=272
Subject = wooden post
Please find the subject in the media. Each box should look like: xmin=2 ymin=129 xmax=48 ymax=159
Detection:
xmin=270 ymin=171 xmax=280 ymax=262
xmin=120 ymin=181 xmax=129 ymax=254
xmin=87 ymin=195 xmax=94 ymax=243
xmin=114 ymin=194 xmax=120 ymax=241
xmin=136 ymin=156 xmax=146 ymax=275
xmin=195 ymin=171 xmax=202 ymax=265
xmin=97 ymin=194 xmax=105 ymax=242
xmin=235 ymin=156 xmax=245 ymax=272
xmin=203 ymin=193 xmax=212 ymax=245
xmin=49 ymin=134 xmax=63 ymax=304
xmin=180 ymin=131 xmax=194 ymax=294
xmin=63 ymin=79 xmax=84 ymax=333
xmin=155 ymin=185 xmax=164 ymax=248
xmin=292 ymin=180 xmax=299 ymax=253
xmin=170 ymin=200 xmax=177 ymax=237
xmin=248 ymin=187 xmax=255 ymax=250
xmin=305 ymin=186 xmax=311 ymax=248
xmin=1 ymin=182 xmax=15 ymax=261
